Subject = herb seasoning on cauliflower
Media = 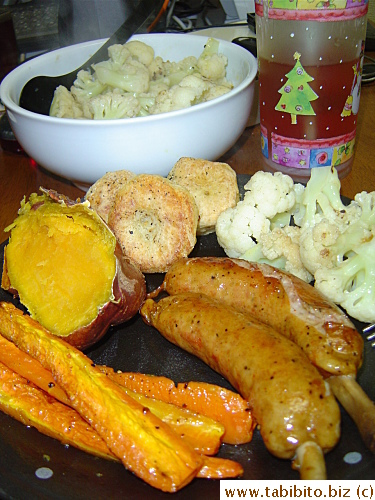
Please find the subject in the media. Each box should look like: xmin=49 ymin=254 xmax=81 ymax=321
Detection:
xmin=49 ymin=38 xmax=233 ymax=120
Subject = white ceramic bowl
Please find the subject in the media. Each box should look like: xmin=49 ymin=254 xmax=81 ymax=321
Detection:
xmin=1 ymin=33 xmax=257 ymax=189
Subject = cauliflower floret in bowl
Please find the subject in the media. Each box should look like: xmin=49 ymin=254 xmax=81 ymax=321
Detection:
xmin=0 ymin=33 xmax=257 ymax=188
xmin=49 ymin=38 xmax=233 ymax=120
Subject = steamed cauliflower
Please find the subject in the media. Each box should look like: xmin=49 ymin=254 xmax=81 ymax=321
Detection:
xmin=298 ymin=219 xmax=341 ymax=275
xmin=94 ymin=58 xmax=150 ymax=94
xmin=49 ymin=85 xmax=84 ymax=119
xmin=50 ymin=38 xmax=232 ymax=120
xmin=216 ymin=200 xmax=270 ymax=258
xmin=107 ymin=43 xmax=132 ymax=68
xmin=149 ymin=74 xmax=210 ymax=114
xmin=298 ymin=167 xmax=362 ymax=274
xmin=71 ymin=69 xmax=107 ymax=100
xmin=243 ymin=171 xmax=297 ymax=220
xmin=311 ymin=188 xmax=375 ymax=323
xmin=215 ymin=166 xmax=375 ymax=323
xmin=314 ymin=227 xmax=375 ymax=323
xmin=216 ymin=170 xmax=309 ymax=280
xmin=203 ymin=84 xmax=233 ymax=101
xmin=125 ymin=40 xmax=154 ymax=66
xmin=149 ymin=73 xmax=230 ymax=115
xmin=89 ymin=91 xmax=141 ymax=119
xmin=242 ymin=226 xmax=312 ymax=283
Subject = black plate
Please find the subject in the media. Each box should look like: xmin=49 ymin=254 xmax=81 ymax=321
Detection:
xmin=0 ymin=175 xmax=374 ymax=499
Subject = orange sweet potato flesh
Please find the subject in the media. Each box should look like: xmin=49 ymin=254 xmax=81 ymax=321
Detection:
xmin=0 ymin=302 xmax=202 ymax=492
xmin=101 ymin=368 xmax=255 ymax=445
xmin=2 ymin=191 xmax=146 ymax=350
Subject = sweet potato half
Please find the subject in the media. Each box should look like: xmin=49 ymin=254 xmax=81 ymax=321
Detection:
xmin=1 ymin=190 xmax=146 ymax=350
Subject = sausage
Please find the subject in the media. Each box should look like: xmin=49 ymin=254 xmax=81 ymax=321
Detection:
xmin=160 ymin=257 xmax=363 ymax=377
xmin=141 ymin=293 xmax=341 ymax=460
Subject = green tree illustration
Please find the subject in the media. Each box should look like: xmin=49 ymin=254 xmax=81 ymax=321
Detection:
xmin=275 ymin=52 xmax=318 ymax=125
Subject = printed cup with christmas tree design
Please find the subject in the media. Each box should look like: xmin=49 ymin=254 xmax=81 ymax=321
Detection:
xmin=255 ymin=0 xmax=368 ymax=182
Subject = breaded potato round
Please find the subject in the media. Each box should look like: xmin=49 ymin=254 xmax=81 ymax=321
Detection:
xmin=85 ymin=170 xmax=136 ymax=223
xmin=107 ymin=174 xmax=199 ymax=273
xmin=167 ymin=157 xmax=239 ymax=235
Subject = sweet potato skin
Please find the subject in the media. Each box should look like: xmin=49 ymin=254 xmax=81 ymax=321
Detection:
xmin=2 ymin=192 xmax=147 ymax=351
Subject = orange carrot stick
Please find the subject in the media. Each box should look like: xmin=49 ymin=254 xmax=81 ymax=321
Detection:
xmin=0 ymin=304 xmax=244 ymax=486
xmin=1 ymin=360 xmax=243 ymax=479
xmin=0 ymin=360 xmax=244 ymax=478
xmin=0 ymin=330 xmax=255 ymax=446
xmin=0 ymin=333 xmax=225 ymax=455
xmin=0 ymin=302 xmax=203 ymax=492
xmin=0 ymin=360 xmax=117 ymax=460
xmin=198 ymin=455 xmax=244 ymax=479
xmin=0 ymin=335 xmax=69 ymax=404
xmin=101 ymin=368 xmax=256 ymax=445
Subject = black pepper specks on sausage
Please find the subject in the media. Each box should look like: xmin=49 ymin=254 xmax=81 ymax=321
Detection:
xmin=140 ymin=293 xmax=341 ymax=460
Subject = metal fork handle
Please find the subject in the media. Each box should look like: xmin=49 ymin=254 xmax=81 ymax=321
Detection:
xmin=362 ymin=324 xmax=375 ymax=347
xmin=363 ymin=323 xmax=375 ymax=334
xmin=364 ymin=326 xmax=375 ymax=348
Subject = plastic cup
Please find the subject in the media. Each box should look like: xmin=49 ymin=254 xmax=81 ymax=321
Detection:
xmin=255 ymin=0 xmax=368 ymax=182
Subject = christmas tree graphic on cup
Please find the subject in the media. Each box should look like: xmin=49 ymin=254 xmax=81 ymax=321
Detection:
xmin=275 ymin=52 xmax=318 ymax=124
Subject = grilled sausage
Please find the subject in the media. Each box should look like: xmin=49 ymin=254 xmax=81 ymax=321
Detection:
xmin=141 ymin=293 xmax=341 ymax=461
xmin=157 ymin=257 xmax=375 ymax=455
xmin=159 ymin=257 xmax=363 ymax=377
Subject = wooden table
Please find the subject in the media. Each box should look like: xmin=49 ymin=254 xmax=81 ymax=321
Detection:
xmin=1 ymin=81 xmax=374 ymax=245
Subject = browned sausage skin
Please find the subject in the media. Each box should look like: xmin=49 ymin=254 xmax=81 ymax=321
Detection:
xmin=161 ymin=257 xmax=363 ymax=378
xmin=141 ymin=293 xmax=341 ymax=461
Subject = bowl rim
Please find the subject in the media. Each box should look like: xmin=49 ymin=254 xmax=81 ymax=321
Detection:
xmin=0 ymin=33 xmax=257 ymax=126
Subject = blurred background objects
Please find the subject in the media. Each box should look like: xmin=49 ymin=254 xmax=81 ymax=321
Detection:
xmin=0 ymin=0 xmax=373 ymax=83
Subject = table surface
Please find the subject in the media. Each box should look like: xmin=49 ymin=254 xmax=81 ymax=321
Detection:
xmin=1 ymin=81 xmax=374 ymax=245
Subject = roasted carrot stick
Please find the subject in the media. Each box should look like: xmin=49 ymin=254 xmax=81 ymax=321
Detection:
xmin=101 ymin=368 xmax=255 ymax=445
xmin=0 ymin=361 xmax=116 ymax=461
xmin=0 ymin=360 xmax=244 ymax=478
xmin=0 ymin=329 xmax=254 ymax=446
xmin=0 ymin=335 xmax=70 ymax=405
xmin=0 ymin=333 xmax=224 ymax=455
xmin=198 ymin=455 xmax=244 ymax=479
xmin=0 ymin=302 xmax=202 ymax=492
xmin=0 ymin=302 xmax=244 ymax=489
xmin=122 ymin=386 xmax=224 ymax=455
